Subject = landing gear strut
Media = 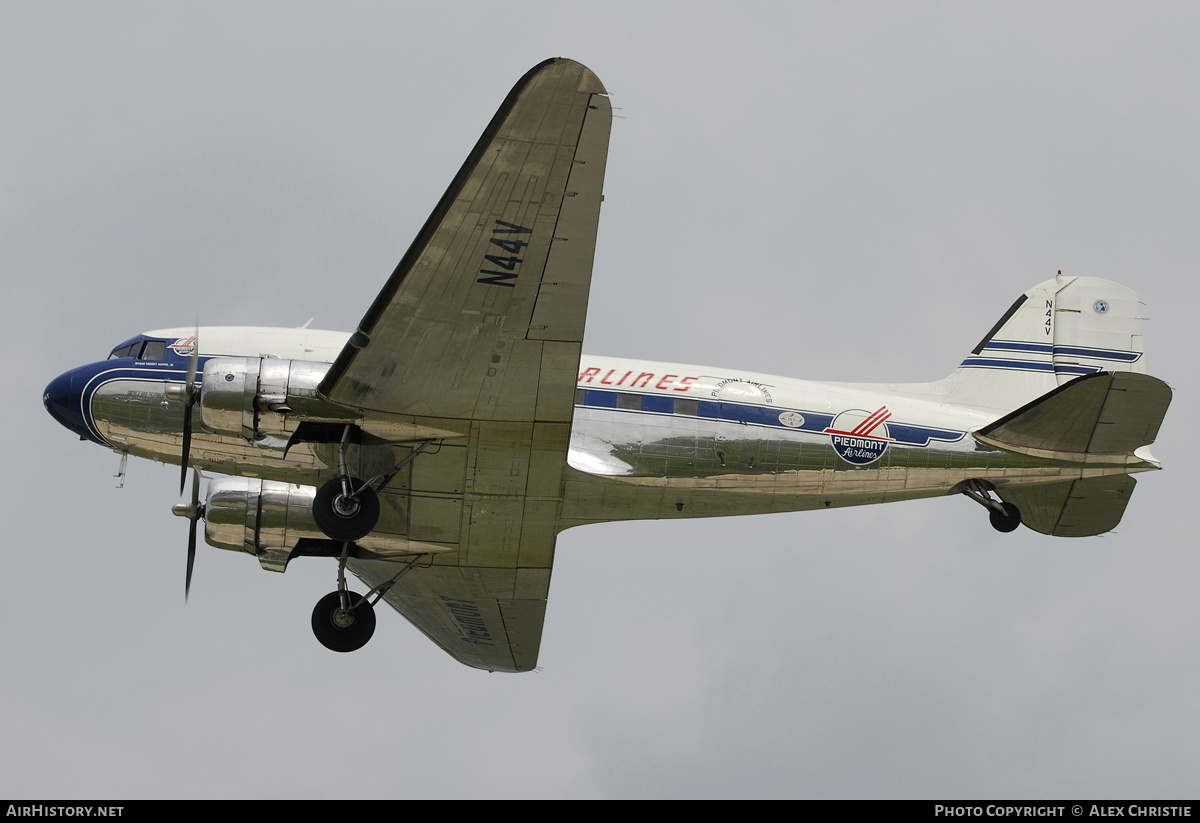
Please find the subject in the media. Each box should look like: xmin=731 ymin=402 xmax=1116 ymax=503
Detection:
xmin=312 ymin=541 xmax=376 ymax=652
xmin=310 ymin=542 xmax=427 ymax=653
xmin=962 ymin=480 xmax=1022 ymax=533
xmin=311 ymin=425 xmax=380 ymax=541
xmin=312 ymin=476 xmax=379 ymax=541
xmin=312 ymin=589 xmax=376 ymax=652
xmin=988 ymin=502 xmax=1021 ymax=533
xmin=311 ymin=428 xmax=437 ymax=542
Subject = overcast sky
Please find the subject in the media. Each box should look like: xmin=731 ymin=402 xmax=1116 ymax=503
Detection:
xmin=3 ymin=1 xmax=1198 ymax=799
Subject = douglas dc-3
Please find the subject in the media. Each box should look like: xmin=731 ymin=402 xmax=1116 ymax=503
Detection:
xmin=43 ymin=59 xmax=1172 ymax=672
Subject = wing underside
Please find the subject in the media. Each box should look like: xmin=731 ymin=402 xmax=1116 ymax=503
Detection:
xmin=323 ymin=59 xmax=611 ymax=672
xmin=349 ymin=559 xmax=550 ymax=672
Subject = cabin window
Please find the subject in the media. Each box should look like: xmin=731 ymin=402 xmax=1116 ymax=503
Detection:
xmin=616 ymin=393 xmax=642 ymax=411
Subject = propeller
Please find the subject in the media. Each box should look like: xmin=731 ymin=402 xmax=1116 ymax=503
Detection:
xmin=171 ymin=468 xmax=205 ymax=600
xmin=178 ymin=327 xmax=199 ymax=494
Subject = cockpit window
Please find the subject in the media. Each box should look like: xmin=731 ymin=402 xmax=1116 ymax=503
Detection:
xmin=140 ymin=341 xmax=165 ymax=361
xmin=108 ymin=341 xmax=160 ymax=360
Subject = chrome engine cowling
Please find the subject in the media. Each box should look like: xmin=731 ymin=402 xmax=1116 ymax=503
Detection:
xmin=204 ymin=477 xmax=327 ymax=571
xmin=198 ymin=357 xmax=354 ymax=448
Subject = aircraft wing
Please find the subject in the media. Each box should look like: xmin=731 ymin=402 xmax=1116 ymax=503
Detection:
xmin=318 ymin=58 xmax=611 ymax=424
xmin=348 ymin=560 xmax=551 ymax=672
xmin=320 ymin=59 xmax=611 ymax=672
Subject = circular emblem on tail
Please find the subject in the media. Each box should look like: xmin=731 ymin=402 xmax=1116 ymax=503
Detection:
xmin=1093 ymin=300 xmax=1109 ymax=314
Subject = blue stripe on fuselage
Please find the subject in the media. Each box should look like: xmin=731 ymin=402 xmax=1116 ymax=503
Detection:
xmin=71 ymin=356 xmax=212 ymax=445
xmin=574 ymin=388 xmax=964 ymax=447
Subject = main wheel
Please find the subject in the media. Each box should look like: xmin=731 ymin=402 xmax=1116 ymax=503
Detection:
xmin=989 ymin=501 xmax=1021 ymax=533
xmin=312 ymin=477 xmax=379 ymax=541
xmin=311 ymin=590 xmax=376 ymax=652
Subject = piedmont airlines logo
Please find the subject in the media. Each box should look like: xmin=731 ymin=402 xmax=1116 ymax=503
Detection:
xmin=824 ymin=406 xmax=893 ymax=465
xmin=169 ymin=336 xmax=197 ymax=357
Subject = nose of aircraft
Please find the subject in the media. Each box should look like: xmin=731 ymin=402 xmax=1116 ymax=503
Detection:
xmin=44 ymin=368 xmax=95 ymax=441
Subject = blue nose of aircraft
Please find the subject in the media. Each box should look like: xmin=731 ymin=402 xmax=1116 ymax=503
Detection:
xmin=44 ymin=368 xmax=96 ymax=442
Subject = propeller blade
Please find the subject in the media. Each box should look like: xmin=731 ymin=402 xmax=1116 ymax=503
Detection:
xmin=180 ymin=402 xmax=193 ymax=495
xmin=184 ymin=324 xmax=199 ymax=387
xmin=186 ymin=516 xmax=197 ymax=600
xmin=179 ymin=326 xmax=199 ymax=495
xmin=173 ymin=469 xmax=204 ymax=601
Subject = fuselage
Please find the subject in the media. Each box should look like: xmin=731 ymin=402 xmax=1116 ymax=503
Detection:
xmin=43 ymin=326 xmax=1157 ymax=530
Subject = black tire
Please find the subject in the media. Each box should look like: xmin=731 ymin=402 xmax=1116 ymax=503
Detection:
xmin=989 ymin=501 xmax=1021 ymax=533
xmin=312 ymin=477 xmax=379 ymax=541
xmin=311 ymin=590 xmax=376 ymax=652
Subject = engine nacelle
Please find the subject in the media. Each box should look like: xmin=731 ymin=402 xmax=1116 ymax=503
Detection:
xmin=199 ymin=477 xmax=456 ymax=570
xmin=199 ymin=357 xmax=355 ymax=449
xmin=204 ymin=477 xmax=327 ymax=572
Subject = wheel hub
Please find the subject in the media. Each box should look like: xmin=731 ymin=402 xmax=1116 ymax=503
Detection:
xmin=331 ymin=607 xmax=357 ymax=630
xmin=332 ymin=493 xmax=361 ymax=518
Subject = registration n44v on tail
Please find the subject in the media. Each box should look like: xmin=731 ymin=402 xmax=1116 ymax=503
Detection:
xmin=43 ymin=59 xmax=1172 ymax=672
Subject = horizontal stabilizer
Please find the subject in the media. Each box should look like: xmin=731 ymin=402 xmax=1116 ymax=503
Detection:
xmin=975 ymin=372 xmax=1171 ymax=457
xmin=999 ymin=475 xmax=1136 ymax=537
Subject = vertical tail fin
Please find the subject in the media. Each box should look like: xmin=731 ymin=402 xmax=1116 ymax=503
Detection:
xmin=945 ymin=275 xmax=1147 ymax=412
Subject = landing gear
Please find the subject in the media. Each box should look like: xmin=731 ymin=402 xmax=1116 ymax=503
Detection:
xmin=311 ymin=590 xmax=376 ymax=652
xmin=962 ymin=479 xmax=1022 ymax=533
xmin=309 ymin=540 xmax=428 ymax=654
xmin=311 ymin=427 xmax=439 ymax=542
xmin=307 ymin=428 xmax=442 ymax=651
xmin=312 ymin=539 xmax=376 ymax=652
xmin=311 ymin=425 xmax=380 ymax=541
xmin=989 ymin=501 xmax=1021 ymax=533
xmin=312 ymin=476 xmax=379 ymax=541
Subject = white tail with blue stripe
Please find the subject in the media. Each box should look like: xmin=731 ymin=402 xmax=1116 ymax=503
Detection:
xmin=946 ymin=275 xmax=1146 ymax=413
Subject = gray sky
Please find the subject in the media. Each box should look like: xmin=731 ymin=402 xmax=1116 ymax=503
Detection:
xmin=3 ymin=1 xmax=1198 ymax=799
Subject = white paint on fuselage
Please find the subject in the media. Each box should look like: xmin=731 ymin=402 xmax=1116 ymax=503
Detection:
xmin=147 ymin=326 xmax=351 ymax=364
xmin=144 ymin=328 xmax=1001 ymax=436
xmin=574 ymin=354 xmax=999 ymax=434
xmin=116 ymin=326 xmax=1151 ymax=527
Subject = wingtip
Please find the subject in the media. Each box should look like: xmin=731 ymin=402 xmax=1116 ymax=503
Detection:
xmin=528 ymin=57 xmax=607 ymax=95
xmin=1134 ymin=445 xmax=1162 ymax=469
